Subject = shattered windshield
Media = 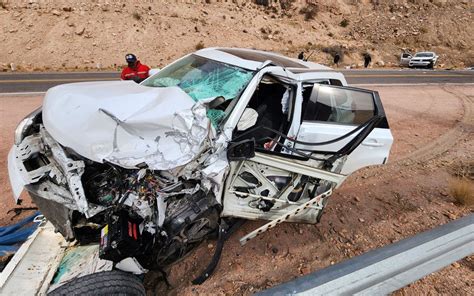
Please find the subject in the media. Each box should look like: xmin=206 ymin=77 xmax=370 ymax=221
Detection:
xmin=143 ymin=54 xmax=254 ymax=102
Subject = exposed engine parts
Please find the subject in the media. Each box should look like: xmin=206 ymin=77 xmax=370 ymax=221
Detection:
xmin=79 ymin=163 xmax=221 ymax=269
xmin=12 ymin=121 xmax=224 ymax=275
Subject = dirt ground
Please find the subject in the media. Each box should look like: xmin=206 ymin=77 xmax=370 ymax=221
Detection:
xmin=0 ymin=85 xmax=473 ymax=294
xmin=0 ymin=94 xmax=41 ymax=224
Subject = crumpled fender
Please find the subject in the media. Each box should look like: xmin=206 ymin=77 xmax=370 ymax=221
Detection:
xmin=42 ymin=81 xmax=211 ymax=170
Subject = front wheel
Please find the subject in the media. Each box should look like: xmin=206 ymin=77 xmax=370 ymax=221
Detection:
xmin=428 ymin=61 xmax=434 ymax=69
xmin=48 ymin=270 xmax=145 ymax=296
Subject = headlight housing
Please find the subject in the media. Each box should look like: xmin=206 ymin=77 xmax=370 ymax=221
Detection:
xmin=14 ymin=107 xmax=42 ymax=145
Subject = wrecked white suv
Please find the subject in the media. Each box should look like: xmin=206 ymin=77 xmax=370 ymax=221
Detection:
xmin=8 ymin=48 xmax=393 ymax=283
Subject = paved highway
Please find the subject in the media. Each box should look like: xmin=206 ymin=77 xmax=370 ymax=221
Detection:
xmin=0 ymin=69 xmax=473 ymax=93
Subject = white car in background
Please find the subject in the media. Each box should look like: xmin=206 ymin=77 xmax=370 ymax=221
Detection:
xmin=8 ymin=48 xmax=393 ymax=293
xmin=408 ymin=51 xmax=438 ymax=69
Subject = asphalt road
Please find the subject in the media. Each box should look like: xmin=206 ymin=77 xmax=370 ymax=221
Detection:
xmin=0 ymin=69 xmax=473 ymax=93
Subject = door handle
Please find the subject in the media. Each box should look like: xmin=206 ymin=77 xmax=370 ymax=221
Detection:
xmin=362 ymin=141 xmax=384 ymax=147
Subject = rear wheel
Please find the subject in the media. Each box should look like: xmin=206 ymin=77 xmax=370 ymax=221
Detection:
xmin=48 ymin=270 xmax=145 ymax=296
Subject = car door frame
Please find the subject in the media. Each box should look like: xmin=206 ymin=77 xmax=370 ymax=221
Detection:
xmin=220 ymin=71 xmax=356 ymax=222
xmin=221 ymin=66 xmax=300 ymax=138
xmin=294 ymin=83 xmax=392 ymax=175
xmin=400 ymin=52 xmax=412 ymax=67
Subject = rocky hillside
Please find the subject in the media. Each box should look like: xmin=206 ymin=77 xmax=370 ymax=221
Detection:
xmin=0 ymin=0 xmax=472 ymax=71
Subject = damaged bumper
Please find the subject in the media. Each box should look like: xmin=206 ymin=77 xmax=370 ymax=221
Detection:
xmin=8 ymin=113 xmax=226 ymax=265
xmin=408 ymin=60 xmax=432 ymax=67
xmin=8 ymin=128 xmax=104 ymax=218
xmin=7 ymin=147 xmax=25 ymax=201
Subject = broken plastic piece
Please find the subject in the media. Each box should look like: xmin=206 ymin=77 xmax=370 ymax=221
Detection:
xmin=239 ymin=188 xmax=331 ymax=245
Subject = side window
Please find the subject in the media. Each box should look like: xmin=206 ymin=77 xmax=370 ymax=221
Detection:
xmin=303 ymin=85 xmax=375 ymax=125
xmin=312 ymin=79 xmax=342 ymax=86
xmin=329 ymin=79 xmax=343 ymax=86
xmin=234 ymin=75 xmax=295 ymax=148
xmin=316 ymin=80 xmax=330 ymax=85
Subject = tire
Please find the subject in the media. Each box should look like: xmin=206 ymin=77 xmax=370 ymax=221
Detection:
xmin=48 ymin=270 xmax=145 ymax=296
xmin=428 ymin=61 xmax=434 ymax=69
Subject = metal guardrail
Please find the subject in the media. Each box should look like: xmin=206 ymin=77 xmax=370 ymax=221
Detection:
xmin=257 ymin=214 xmax=474 ymax=296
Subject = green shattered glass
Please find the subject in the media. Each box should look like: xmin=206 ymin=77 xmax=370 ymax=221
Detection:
xmin=207 ymin=109 xmax=226 ymax=129
xmin=179 ymin=68 xmax=253 ymax=102
xmin=143 ymin=54 xmax=253 ymax=102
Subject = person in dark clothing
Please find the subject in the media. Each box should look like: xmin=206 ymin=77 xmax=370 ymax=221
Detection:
xmin=121 ymin=53 xmax=150 ymax=83
xmin=363 ymin=53 xmax=372 ymax=68
xmin=333 ymin=53 xmax=340 ymax=66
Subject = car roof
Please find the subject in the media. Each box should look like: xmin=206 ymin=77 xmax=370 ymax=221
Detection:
xmin=415 ymin=51 xmax=435 ymax=55
xmin=195 ymin=47 xmax=331 ymax=71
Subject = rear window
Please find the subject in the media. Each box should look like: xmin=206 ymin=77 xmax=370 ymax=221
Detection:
xmin=303 ymin=85 xmax=375 ymax=125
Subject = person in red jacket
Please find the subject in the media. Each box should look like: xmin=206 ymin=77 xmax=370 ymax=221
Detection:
xmin=121 ymin=53 xmax=150 ymax=83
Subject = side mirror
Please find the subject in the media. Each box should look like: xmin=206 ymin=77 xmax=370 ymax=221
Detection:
xmin=148 ymin=68 xmax=160 ymax=76
xmin=237 ymin=108 xmax=258 ymax=131
xmin=227 ymin=138 xmax=256 ymax=161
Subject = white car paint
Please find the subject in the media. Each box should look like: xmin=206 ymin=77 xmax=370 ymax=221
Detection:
xmin=7 ymin=147 xmax=25 ymax=201
xmin=42 ymin=81 xmax=209 ymax=171
xmin=400 ymin=53 xmax=412 ymax=67
xmin=408 ymin=51 xmax=438 ymax=68
xmin=297 ymin=123 xmax=393 ymax=174
xmin=8 ymin=48 xmax=394 ymax=246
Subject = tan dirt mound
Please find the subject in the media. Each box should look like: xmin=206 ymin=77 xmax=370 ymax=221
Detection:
xmin=0 ymin=0 xmax=473 ymax=72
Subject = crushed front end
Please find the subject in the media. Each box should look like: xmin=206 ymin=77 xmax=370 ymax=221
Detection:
xmin=8 ymin=82 xmax=227 ymax=273
xmin=9 ymin=116 xmax=222 ymax=272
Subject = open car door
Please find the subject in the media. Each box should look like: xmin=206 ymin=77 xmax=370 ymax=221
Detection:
xmin=295 ymin=84 xmax=393 ymax=175
xmin=400 ymin=53 xmax=412 ymax=66
xmin=221 ymin=83 xmax=392 ymax=244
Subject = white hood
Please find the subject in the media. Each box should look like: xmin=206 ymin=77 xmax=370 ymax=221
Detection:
xmin=42 ymin=81 xmax=210 ymax=170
